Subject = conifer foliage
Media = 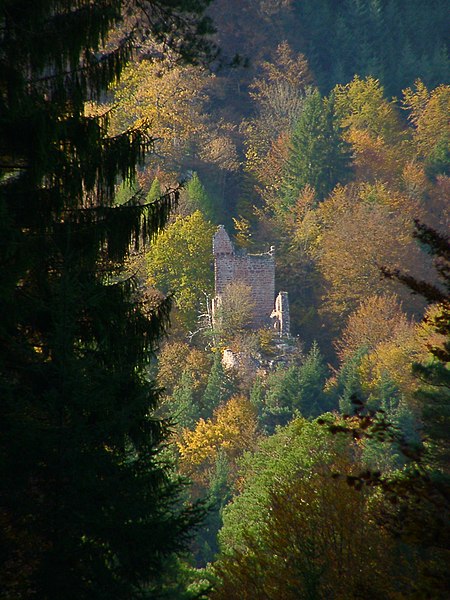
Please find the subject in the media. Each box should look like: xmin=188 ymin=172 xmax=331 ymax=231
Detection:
xmin=0 ymin=1 xmax=212 ymax=598
xmin=282 ymin=90 xmax=351 ymax=205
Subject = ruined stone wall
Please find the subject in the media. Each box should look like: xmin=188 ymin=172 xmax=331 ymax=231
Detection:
xmin=271 ymin=291 xmax=290 ymax=337
xmin=235 ymin=254 xmax=275 ymax=327
xmin=213 ymin=226 xmax=275 ymax=328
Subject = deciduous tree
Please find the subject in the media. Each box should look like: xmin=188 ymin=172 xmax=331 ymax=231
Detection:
xmin=212 ymin=418 xmax=399 ymax=599
xmin=146 ymin=210 xmax=215 ymax=329
xmin=213 ymin=281 xmax=255 ymax=342
xmin=108 ymin=55 xmax=211 ymax=163
xmin=244 ymin=41 xmax=314 ymax=165
xmin=334 ymin=76 xmax=404 ymax=145
xmin=335 ymin=293 xmax=413 ymax=362
xmin=315 ymin=184 xmax=429 ymax=320
xmin=177 ymin=395 xmax=259 ymax=486
xmin=403 ymin=82 xmax=450 ymax=178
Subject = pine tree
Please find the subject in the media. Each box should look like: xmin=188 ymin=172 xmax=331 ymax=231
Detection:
xmin=0 ymin=1 xmax=213 ymax=597
xmin=146 ymin=176 xmax=162 ymax=203
xmin=379 ymin=225 xmax=450 ymax=593
xmin=349 ymin=222 xmax=450 ymax=594
xmin=262 ymin=366 xmax=298 ymax=432
xmin=193 ymin=450 xmax=231 ymax=566
xmin=202 ymin=352 xmax=232 ymax=418
xmin=281 ymin=90 xmax=351 ymax=206
xmin=385 ymin=222 xmax=450 ymax=471
xmin=172 ymin=370 xmax=199 ymax=429
xmin=334 ymin=347 xmax=368 ymax=415
xmin=186 ymin=171 xmax=215 ymax=220
xmin=295 ymin=341 xmax=329 ymax=418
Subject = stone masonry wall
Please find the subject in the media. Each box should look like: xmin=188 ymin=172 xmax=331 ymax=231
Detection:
xmin=213 ymin=226 xmax=275 ymax=328
xmin=271 ymin=291 xmax=290 ymax=337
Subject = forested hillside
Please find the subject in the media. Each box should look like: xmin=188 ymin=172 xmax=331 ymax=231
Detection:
xmin=1 ymin=0 xmax=448 ymax=598
xmin=122 ymin=1 xmax=449 ymax=595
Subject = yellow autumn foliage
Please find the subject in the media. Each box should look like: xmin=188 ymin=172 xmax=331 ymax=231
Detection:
xmin=177 ymin=395 xmax=259 ymax=484
xmin=359 ymin=327 xmax=425 ymax=400
xmin=336 ymin=293 xmax=413 ymax=362
xmin=403 ymin=81 xmax=450 ymax=158
xmin=334 ymin=75 xmax=404 ymax=145
xmin=358 ymin=303 xmax=448 ymax=401
xmin=346 ymin=127 xmax=408 ymax=186
xmin=107 ymin=56 xmax=211 ymax=159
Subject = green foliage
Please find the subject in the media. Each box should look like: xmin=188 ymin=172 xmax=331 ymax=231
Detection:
xmin=406 ymin=225 xmax=450 ymax=471
xmin=186 ymin=172 xmax=216 ymax=220
xmin=115 ymin=179 xmax=139 ymax=205
xmin=146 ymin=210 xmax=215 ymax=329
xmin=249 ymin=376 xmax=265 ymax=409
xmin=171 ymin=370 xmax=199 ymax=429
xmin=217 ymin=418 xmax=334 ymax=553
xmin=425 ymin=132 xmax=450 ymax=179
xmin=332 ymin=347 xmax=368 ymax=415
xmin=193 ymin=450 xmax=231 ymax=567
xmin=211 ymin=417 xmax=402 ymax=599
xmin=326 ymin=223 xmax=450 ymax=596
xmin=291 ymin=0 xmax=449 ymax=96
xmin=394 ymin=318 xmax=449 ymax=595
xmin=202 ymin=353 xmax=233 ymax=418
xmin=259 ymin=366 xmax=299 ymax=432
xmin=281 ymin=90 xmax=351 ymax=205
xmin=416 ymin=351 xmax=450 ymax=468
xmin=147 ymin=177 xmax=162 ymax=203
xmin=295 ymin=341 xmax=331 ymax=417
xmin=370 ymin=370 xmax=402 ymax=413
xmin=251 ymin=343 xmax=330 ymax=432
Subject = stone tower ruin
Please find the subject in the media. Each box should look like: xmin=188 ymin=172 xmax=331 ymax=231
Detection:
xmin=212 ymin=226 xmax=290 ymax=336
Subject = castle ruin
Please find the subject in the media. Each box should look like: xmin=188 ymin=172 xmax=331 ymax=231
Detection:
xmin=212 ymin=226 xmax=290 ymax=336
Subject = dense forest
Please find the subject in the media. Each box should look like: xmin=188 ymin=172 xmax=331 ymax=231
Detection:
xmin=1 ymin=0 xmax=449 ymax=598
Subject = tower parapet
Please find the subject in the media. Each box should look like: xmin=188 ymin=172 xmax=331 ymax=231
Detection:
xmin=213 ymin=225 xmax=234 ymax=256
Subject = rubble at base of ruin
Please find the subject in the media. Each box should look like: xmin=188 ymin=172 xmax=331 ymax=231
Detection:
xmin=221 ymin=337 xmax=302 ymax=375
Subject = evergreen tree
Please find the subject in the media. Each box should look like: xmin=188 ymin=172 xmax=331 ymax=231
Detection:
xmin=249 ymin=375 xmax=265 ymax=412
xmin=147 ymin=176 xmax=162 ymax=203
xmin=0 ymin=1 xmax=213 ymax=597
xmin=171 ymin=371 xmax=199 ymax=429
xmin=281 ymin=90 xmax=351 ymax=206
xmin=260 ymin=366 xmax=298 ymax=432
xmin=334 ymin=347 xmax=368 ymax=415
xmin=389 ymin=396 xmax=421 ymax=448
xmin=115 ymin=180 xmax=139 ymax=206
xmin=350 ymin=222 xmax=450 ymax=595
xmin=290 ymin=0 xmax=449 ymax=97
xmin=381 ymin=225 xmax=450 ymax=594
xmin=193 ymin=450 xmax=231 ymax=566
xmin=295 ymin=341 xmax=330 ymax=418
xmin=425 ymin=132 xmax=450 ymax=180
xmin=186 ymin=171 xmax=215 ymax=220
xmin=202 ymin=352 xmax=232 ymax=418
xmin=386 ymin=222 xmax=450 ymax=472
xmin=371 ymin=370 xmax=402 ymax=413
